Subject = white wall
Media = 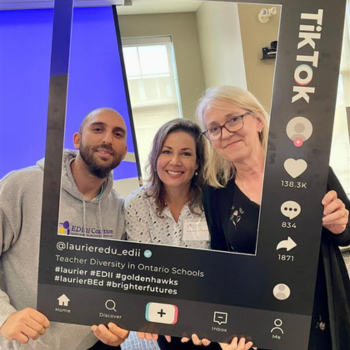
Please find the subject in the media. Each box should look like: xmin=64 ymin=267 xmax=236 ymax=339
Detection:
xmin=196 ymin=1 xmax=247 ymax=89
xmin=118 ymin=13 xmax=206 ymax=121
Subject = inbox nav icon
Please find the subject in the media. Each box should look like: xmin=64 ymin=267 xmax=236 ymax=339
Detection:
xmin=213 ymin=311 xmax=228 ymax=325
xmin=145 ymin=302 xmax=178 ymax=324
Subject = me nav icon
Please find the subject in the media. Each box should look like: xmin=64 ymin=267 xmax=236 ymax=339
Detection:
xmin=271 ymin=319 xmax=284 ymax=340
xmin=145 ymin=302 xmax=178 ymax=324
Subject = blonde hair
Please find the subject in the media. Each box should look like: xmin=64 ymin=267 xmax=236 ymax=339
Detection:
xmin=196 ymin=86 xmax=269 ymax=188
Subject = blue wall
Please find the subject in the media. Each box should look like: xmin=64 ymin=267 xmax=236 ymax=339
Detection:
xmin=0 ymin=7 xmax=138 ymax=180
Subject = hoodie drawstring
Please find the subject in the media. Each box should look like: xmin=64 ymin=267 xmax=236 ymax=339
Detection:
xmin=83 ymin=200 xmax=87 ymax=237
xmin=82 ymin=199 xmax=104 ymax=237
xmin=98 ymin=201 xmax=104 ymax=238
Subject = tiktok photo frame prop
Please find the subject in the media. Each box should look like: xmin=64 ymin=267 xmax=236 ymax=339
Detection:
xmin=37 ymin=0 xmax=348 ymax=349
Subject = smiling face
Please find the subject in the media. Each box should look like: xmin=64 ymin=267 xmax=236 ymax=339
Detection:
xmin=156 ymin=131 xmax=198 ymax=193
xmin=73 ymin=109 xmax=128 ymax=178
xmin=203 ymin=100 xmax=263 ymax=164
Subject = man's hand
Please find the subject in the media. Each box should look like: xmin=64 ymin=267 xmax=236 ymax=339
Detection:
xmin=91 ymin=323 xmax=129 ymax=346
xmin=0 ymin=308 xmax=50 ymax=343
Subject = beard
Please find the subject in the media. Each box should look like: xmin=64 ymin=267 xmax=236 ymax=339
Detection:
xmin=79 ymin=142 xmax=124 ymax=179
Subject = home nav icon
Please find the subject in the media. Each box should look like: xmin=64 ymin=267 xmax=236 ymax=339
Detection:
xmin=57 ymin=294 xmax=70 ymax=307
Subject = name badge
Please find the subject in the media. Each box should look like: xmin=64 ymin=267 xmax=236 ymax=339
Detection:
xmin=183 ymin=219 xmax=210 ymax=241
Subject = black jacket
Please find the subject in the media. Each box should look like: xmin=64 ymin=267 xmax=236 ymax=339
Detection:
xmin=203 ymin=168 xmax=350 ymax=350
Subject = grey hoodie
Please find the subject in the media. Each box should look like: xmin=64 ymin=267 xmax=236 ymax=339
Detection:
xmin=0 ymin=150 xmax=125 ymax=349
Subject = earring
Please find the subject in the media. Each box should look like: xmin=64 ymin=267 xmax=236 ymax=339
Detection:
xmin=195 ymin=171 xmax=198 ymax=176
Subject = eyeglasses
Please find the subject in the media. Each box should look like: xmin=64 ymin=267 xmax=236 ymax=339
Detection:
xmin=201 ymin=112 xmax=251 ymax=141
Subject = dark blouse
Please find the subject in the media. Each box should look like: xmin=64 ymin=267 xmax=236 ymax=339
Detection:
xmin=227 ymin=185 xmax=259 ymax=254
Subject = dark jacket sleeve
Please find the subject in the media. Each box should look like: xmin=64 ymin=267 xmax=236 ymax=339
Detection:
xmin=323 ymin=167 xmax=350 ymax=246
xmin=320 ymin=170 xmax=350 ymax=349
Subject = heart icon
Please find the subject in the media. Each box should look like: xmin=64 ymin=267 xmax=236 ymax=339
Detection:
xmin=284 ymin=159 xmax=307 ymax=178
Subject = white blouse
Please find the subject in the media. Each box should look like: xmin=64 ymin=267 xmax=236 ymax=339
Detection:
xmin=125 ymin=186 xmax=210 ymax=249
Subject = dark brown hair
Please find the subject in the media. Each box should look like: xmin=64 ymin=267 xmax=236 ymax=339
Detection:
xmin=145 ymin=118 xmax=206 ymax=215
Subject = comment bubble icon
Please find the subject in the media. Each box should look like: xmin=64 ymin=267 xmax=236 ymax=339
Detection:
xmin=281 ymin=201 xmax=301 ymax=220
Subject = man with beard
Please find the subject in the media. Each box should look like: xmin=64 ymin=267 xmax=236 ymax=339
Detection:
xmin=0 ymin=108 xmax=129 ymax=349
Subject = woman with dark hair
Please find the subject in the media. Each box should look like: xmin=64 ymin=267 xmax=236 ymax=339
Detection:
xmin=125 ymin=118 xmax=209 ymax=249
xmin=125 ymin=118 xmax=251 ymax=350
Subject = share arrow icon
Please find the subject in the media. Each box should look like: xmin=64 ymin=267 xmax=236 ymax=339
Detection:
xmin=276 ymin=237 xmax=297 ymax=251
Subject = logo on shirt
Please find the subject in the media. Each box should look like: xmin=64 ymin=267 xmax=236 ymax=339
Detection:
xmin=57 ymin=220 xmax=113 ymax=237
xmin=58 ymin=221 xmax=70 ymax=235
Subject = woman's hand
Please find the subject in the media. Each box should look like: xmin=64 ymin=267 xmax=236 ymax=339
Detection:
xmin=137 ymin=332 xmax=171 ymax=342
xmin=182 ymin=335 xmax=253 ymax=349
xmin=220 ymin=337 xmax=253 ymax=350
xmin=322 ymin=190 xmax=349 ymax=234
xmin=91 ymin=323 xmax=129 ymax=346
xmin=137 ymin=332 xmax=158 ymax=341
xmin=181 ymin=334 xmax=211 ymax=346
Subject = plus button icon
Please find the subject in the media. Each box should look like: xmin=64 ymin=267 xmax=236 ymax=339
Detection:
xmin=146 ymin=303 xmax=178 ymax=324
xmin=157 ymin=309 xmax=166 ymax=318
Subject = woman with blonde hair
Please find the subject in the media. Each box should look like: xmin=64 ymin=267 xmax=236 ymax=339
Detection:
xmin=196 ymin=85 xmax=350 ymax=349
